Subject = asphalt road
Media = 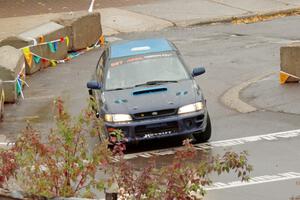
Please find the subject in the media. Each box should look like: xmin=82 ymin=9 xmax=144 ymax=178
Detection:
xmin=1 ymin=16 xmax=300 ymax=199
xmin=0 ymin=0 xmax=157 ymax=18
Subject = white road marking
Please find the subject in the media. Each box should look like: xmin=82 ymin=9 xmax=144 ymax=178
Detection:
xmin=123 ymin=128 xmax=300 ymax=160
xmin=205 ymin=172 xmax=300 ymax=191
xmin=105 ymin=36 xmax=122 ymax=43
xmin=2 ymin=128 xmax=300 ymax=160
xmin=194 ymin=128 xmax=300 ymax=150
xmin=23 ymin=95 xmax=55 ymax=100
xmin=88 ymin=0 xmax=95 ymax=13
xmin=54 ymin=172 xmax=300 ymax=199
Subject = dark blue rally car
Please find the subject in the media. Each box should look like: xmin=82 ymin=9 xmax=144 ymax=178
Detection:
xmin=87 ymin=38 xmax=211 ymax=143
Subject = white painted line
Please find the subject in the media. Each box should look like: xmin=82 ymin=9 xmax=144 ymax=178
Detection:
xmin=124 ymin=128 xmax=300 ymax=160
xmin=2 ymin=129 xmax=300 ymax=160
xmin=24 ymin=95 xmax=55 ymax=100
xmin=194 ymin=128 xmax=300 ymax=150
xmin=105 ymin=36 xmax=122 ymax=42
xmin=0 ymin=142 xmax=14 ymax=147
xmin=0 ymin=142 xmax=14 ymax=145
xmin=205 ymin=172 xmax=300 ymax=191
xmin=88 ymin=0 xmax=95 ymax=13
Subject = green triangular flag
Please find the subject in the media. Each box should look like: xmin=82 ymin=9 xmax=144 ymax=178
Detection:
xmin=48 ymin=42 xmax=56 ymax=53
xmin=16 ymin=79 xmax=22 ymax=95
xmin=33 ymin=55 xmax=41 ymax=64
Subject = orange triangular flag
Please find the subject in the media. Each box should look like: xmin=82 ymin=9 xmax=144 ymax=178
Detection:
xmin=279 ymin=71 xmax=300 ymax=84
xmin=100 ymin=35 xmax=105 ymax=46
xmin=39 ymin=35 xmax=45 ymax=43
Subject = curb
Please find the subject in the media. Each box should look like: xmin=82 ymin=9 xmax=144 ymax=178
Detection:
xmin=220 ymin=72 xmax=275 ymax=113
xmin=177 ymin=7 xmax=300 ymax=27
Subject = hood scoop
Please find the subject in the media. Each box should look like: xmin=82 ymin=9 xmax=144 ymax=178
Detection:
xmin=114 ymin=99 xmax=128 ymax=104
xmin=176 ymin=91 xmax=188 ymax=96
xmin=133 ymin=86 xmax=167 ymax=96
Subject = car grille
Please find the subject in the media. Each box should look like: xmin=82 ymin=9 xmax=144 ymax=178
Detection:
xmin=135 ymin=121 xmax=179 ymax=138
xmin=133 ymin=109 xmax=177 ymax=120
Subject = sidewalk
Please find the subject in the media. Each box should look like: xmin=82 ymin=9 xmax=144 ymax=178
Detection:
xmin=1 ymin=0 xmax=300 ymax=40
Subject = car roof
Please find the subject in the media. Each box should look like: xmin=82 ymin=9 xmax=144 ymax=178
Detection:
xmin=109 ymin=38 xmax=175 ymax=59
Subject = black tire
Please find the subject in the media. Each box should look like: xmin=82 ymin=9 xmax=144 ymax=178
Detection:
xmin=193 ymin=113 xmax=211 ymax=143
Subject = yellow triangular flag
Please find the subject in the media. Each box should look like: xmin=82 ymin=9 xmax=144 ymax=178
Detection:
xmin=50 ymin=60 xmax=57 ymax=67
xmin=65 ymin=36 xmax=70 ymax=47
xmin=23 ymin=47 xmax=33 ymax=68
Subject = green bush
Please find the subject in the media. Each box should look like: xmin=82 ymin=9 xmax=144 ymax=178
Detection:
xmin=0 ymin=99 xmax=252 ymax=199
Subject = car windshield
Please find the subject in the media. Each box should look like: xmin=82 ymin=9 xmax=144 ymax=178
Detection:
xmin=105 ymin=53 xmax=190 ymax=90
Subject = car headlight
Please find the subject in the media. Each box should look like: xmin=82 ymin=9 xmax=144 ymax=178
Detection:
xmin=178 ymin=102 xmax=204 ymax=114
xmin=104 ymin=114 xmax=132 ymax=122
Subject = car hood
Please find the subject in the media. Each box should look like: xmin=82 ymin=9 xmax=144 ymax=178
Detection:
xmin=102 ymin=80 xmax=201 ymax=114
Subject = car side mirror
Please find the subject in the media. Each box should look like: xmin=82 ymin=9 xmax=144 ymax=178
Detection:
xmin=192 ymin=67 xmax=205 ymax=77
xmin=87 ymin=80 xmax=102 ymax=90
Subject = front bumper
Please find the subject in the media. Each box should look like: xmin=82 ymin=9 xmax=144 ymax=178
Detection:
xmin=104 ymin=110 xmax=208 ymax=143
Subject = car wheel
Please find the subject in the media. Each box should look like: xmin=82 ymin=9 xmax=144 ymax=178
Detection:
xmin=193 ymin=113 xmax=211 ymax=143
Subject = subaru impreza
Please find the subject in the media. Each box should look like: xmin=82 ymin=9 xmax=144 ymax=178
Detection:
xmin=87 ymin=38 xmax=211 ymax=143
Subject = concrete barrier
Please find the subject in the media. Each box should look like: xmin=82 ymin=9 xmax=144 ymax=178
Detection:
xmin=0 ymin=36 xmax=30 ymax=49
xmin=0 ymin=11 xmax=103 ymax=107
xmin=54 ymin=12 xmax=102 ymax=51
xmin=0 ymin=46 xmax=25 ymax=103
xmin=0 ymin=80 xmax=4 ymax=120
xmin=280 ymin=43 xmax=300 ymax=84
xmin=19 ymin=22 xmax=68 ymax=75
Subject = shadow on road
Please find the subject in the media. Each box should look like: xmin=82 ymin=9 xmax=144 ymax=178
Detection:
xmin=125 ymin=135 xmax=190 ymax=154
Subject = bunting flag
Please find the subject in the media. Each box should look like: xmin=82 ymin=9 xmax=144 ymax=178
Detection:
xmin=42 ymin=58 xmax=48 ymax=64
xmin=279 ymin=71 xmax=300 ymax=84
xmin=50 ymin=60 xmax=57 ymax=67
xmin=47 ymin=42 xmax=57 ymax=53
xmin=33 ymin=55 xmax=41 ymax=64
xmin=15 ymin=63 xmax=28 ymax=99
xmin=53 ymin=41 xmax=58 ymax=51
xmin=21 ymin=36 xmax=71 ymax=67
xmin=99 ymin=35 xmax=105 ymax=46
xmin=23 ymin=47 xmax=33 ymax=67
xmin=1 ymin=63 xmax=28 ymax=100
xmin=68 ymin=52 xmax=78 ymax=59
xmin=21 ymin=34 xmax=102 ymax=69
xmin=16 ymin=77 xmax=24 ymax=99
xmin=66 ymin=36 xmax=70 ymax=47
xmin=19 ymin=64 xmax=26 ymax=87
xmin=39 ymin=35 xmax=45 ymax=43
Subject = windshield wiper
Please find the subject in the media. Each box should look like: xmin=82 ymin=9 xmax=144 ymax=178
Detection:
xmin=107 ymin=87 xmax=133 ymax=91
xmin=135 ymin=80 xmax=178 ymax=87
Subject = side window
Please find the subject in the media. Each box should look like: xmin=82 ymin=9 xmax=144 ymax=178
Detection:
xmin=96 ymin=49 xmax=107 ymax=82
xmin=96 ymin=57 xmax=104 ymax=81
